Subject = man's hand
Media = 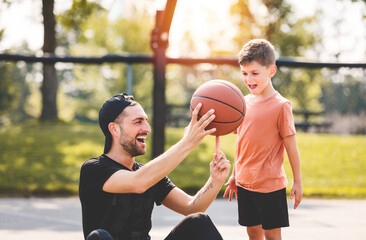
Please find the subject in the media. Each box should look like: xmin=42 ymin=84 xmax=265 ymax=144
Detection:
xmin=223 ymin=176 xmax=237 ymax=201
xmin=183 ymin=103 xmax=216 ymax=149
xmin=210 ymin=151 xmax=231 ymax=184
xmin=162 ymin=151 xmax=231 ymax=215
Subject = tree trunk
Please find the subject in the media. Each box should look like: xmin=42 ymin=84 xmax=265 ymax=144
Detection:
xmin=40 ymin=0 xmax=58 ymax=120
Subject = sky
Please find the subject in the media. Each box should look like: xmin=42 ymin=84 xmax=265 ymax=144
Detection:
xmin=0 ymin=0 xmax=365 ymax=62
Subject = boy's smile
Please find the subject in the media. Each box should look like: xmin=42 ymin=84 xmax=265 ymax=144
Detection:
xmin=248 ymin=83 xmax=258 ymax=90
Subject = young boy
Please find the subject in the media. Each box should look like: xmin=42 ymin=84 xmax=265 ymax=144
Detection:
xmin=224 ymin=39 xmax=303 ymax=240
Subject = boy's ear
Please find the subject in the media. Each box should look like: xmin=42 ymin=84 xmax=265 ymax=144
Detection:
xmin=269 ymin=65 xmax=277 ymax=77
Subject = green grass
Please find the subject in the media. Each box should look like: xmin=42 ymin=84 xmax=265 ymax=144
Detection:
xmin=0 ymin=121 xmax=365 ymax=198
xmin=0 ymin=121 xmax=104 ymax=196
xmin=293 ymin=133 xmax=366 ymax=198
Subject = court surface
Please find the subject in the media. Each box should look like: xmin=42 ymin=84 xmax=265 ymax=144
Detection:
xmin=1 ymin=198 xmax=366 ymax=240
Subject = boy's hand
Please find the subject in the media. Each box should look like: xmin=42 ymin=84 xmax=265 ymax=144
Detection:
xmin=290 ymin=181 xmax=303 ymax=209
xmin=223 ymin=176 xmax=237 ymax=201
xmin=210 ymin=151 xmax=231 ymax=184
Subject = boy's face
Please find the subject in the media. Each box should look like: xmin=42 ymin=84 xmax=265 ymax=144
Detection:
xmin=240 ymin=61 xmax=277 ymax=96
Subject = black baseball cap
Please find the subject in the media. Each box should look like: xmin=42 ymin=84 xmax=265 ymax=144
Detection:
xmin=99 ymin=93 xmax=135 ymax=153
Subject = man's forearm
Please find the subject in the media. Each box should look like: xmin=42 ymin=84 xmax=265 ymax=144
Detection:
xmin=187 ymin=177 xmax=223 ymax=213
xmin=134 ymin=107 xmax=216 ymax=192
xmin=135 ymin=139 xmax=195 ymax=191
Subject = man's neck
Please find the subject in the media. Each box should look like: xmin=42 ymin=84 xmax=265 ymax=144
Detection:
xmin=105 ymin=151 xmax=135 ymax=170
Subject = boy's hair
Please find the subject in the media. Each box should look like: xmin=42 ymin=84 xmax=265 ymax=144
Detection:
xmin=237 ymin=39 xmax=276 ymax=67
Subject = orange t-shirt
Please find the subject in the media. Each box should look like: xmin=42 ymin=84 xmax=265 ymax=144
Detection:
xmin=234 ymin=91 xmax=296 ymax=193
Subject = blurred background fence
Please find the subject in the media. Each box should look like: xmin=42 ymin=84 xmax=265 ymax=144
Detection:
xmin=1 ymin=55 xmax=366 ymax=135
xmin=1 ymin=0 xmax=366 ymax=136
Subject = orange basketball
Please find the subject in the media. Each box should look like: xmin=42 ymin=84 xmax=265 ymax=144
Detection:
xmin=190 ymin=79 xmax=246 ymax=136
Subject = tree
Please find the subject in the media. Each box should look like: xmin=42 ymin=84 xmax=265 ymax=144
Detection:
xmin=40 ymin=0 xmax=104 ymax=121
xmin=40 ymin=0 xmax=58 ymax=120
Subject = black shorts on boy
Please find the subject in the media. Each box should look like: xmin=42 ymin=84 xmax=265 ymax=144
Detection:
xmin=237 ymin=187 xmax=289 ymax=230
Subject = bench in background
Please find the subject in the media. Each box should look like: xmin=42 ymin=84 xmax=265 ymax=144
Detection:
xmin=293 ymin=110 xmax=332 ymax=133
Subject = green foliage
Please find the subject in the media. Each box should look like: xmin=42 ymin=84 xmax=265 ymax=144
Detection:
xmin=58 ymin=0 xmax=105 ymax=42
xmin=0 ymin=63 xmax=15 ymax=115
xmin=1 ymin=122 xmax=365 ymax=198
xmin=0 ymin=121 xmax=104 ymax=196
xmin=56 ymin=4 xmax=155 ymax=122
xmin=0 ymin=30 xmax=12 ymax=117
xmin=275 ymin=16 xmax=319 ymax=57
xmin=321 ymin=73 xmax=366 ymax=114
xmin=230 ymin=0 xmax=255 ymax=45
xmin=274 ymin=68 xmax=324 ymax=111
xmin=0 ymin=62 xmax=32 ymax=125
xmin=229 ymin=0 xmax=319 ymax=56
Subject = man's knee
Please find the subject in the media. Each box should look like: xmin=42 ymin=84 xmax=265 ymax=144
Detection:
xmin=186 ymin=212 xmax=211 ymax=224
xmin=86 ymin=229 xmax=114 ymax=240
xmin=166 ymin=212 xmax=222 ymax=240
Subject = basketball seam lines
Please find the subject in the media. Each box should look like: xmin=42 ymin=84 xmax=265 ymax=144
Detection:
xmin=192 ymin=95 xmax=245 ymax=116
xmin=190 ymin=104 xmax=243 ymax=124
xmin=218 ymin=81 xmax=245 ymax=112
xmin=210 ymin=116 xmax=243 ymax=124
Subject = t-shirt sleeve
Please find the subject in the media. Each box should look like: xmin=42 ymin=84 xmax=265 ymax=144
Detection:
xmin=79 ymin=159 xmax=119 ymax=197
xmin=278 ymin=101 xmax=296 ymax=139
xmin=153 ymin=176 xmax=176 ymax=206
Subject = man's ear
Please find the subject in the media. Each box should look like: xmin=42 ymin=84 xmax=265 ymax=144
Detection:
xmin=270 ymin=65 xmax=277 ymax=77
xmin=108 ymin=122 xmax=119 ymax=136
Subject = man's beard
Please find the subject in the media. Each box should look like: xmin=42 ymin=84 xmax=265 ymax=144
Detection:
xmin=119 ymin=127 xmax=145 ymax=157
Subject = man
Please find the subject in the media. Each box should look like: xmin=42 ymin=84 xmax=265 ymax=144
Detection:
xmin=79 ymin=93 xmax=231 ymax=240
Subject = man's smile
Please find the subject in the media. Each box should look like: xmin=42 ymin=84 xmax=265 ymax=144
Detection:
xmin=136 ymin=135 xmax=147 ymax=144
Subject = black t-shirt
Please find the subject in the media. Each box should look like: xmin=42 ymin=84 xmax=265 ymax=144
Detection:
xmin=79 ymin=154 xmax=175 ymax=240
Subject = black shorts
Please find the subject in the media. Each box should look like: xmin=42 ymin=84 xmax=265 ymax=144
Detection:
xmin=237 ymin=187 xmax=289 ymax=230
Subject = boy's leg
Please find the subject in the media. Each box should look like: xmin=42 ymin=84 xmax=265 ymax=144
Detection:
xmin=264 ymin=228 xmax=281 ymax=240
xmin=164 ymin=212 xmax=223 ymax=240
xmin=246 ymin=226 xmax=281 ymax=240
xmin=247 ymin=225 xmax=264 ymax=240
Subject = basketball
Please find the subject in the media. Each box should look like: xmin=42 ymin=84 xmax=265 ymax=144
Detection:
xmin=190 ymin=79 xmax=246 ymax=136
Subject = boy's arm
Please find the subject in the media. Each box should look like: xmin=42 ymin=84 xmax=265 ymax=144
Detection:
xmin=223 ymin=162 xmax=237 ymax=201
xmin=223 ymin=129 xmax=238 ymax=201
xmin=284 ymin=134 xmax=303 ymax=209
